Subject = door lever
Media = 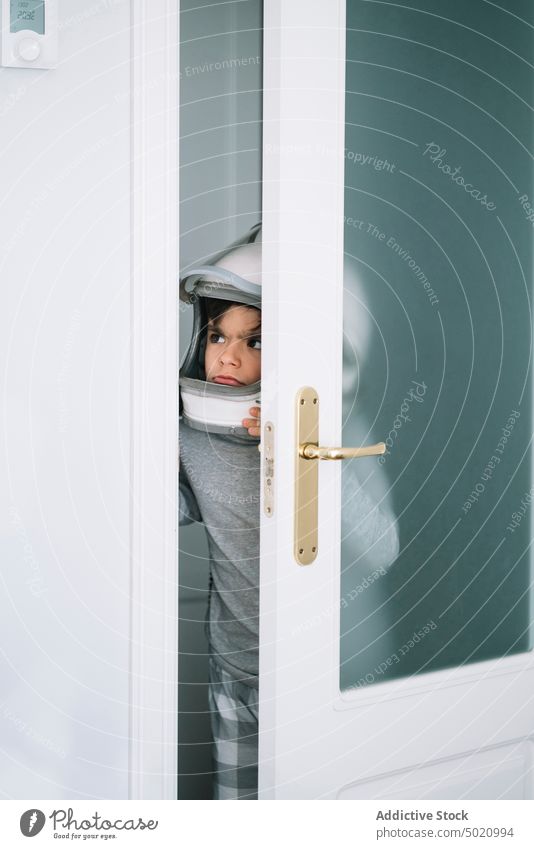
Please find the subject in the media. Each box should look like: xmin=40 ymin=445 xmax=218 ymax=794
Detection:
xmin=299 ymin=443 xmax=385 ymax=460
xmin=295 ymin=386 xmax=385 ymax=565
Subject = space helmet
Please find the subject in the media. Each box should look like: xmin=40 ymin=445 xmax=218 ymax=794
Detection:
xmin=179 ymin=223 xmax=262 ymax=440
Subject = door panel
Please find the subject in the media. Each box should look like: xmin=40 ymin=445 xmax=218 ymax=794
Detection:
xmin=337 ymin=740 xmax=534 ymax=799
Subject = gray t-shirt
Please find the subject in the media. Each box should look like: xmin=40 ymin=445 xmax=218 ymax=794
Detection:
xmin=179 ymin=419 xmax=261 ymax=687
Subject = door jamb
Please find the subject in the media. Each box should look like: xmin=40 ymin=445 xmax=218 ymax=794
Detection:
xmin=129 ymin=0 xmax=179 ymax=800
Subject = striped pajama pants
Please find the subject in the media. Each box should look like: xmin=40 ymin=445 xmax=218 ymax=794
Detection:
xmin=208 ymin=654 xmax=259 ymax=800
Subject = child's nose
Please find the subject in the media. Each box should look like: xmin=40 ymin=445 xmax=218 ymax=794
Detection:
xmin=220 ymin=345 xmax=239 ymax=365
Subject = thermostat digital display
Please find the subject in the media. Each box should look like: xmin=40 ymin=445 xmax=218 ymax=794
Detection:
xmin=2 ymin=0 xmax=56 ymax=68
xmin=10 ymin=0 xmax=44 ymax=34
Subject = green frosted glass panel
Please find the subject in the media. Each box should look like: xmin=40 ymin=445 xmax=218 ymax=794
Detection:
xmin=340 ymin=0 xmax=533 ymax=691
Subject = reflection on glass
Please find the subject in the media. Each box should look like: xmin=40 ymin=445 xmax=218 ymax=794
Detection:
xmin=340 ymin=0 xmax=533 ymax=691
xmin=178 ymin=0 xmax=263 ymax=799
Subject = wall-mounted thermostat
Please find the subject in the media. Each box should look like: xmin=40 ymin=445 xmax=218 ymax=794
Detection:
xmin=2 ymin=0 xmax=57 ymax=69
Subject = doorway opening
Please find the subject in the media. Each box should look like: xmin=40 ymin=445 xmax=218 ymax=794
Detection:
xmin=177 ymin=0 xmax=263 ymax=800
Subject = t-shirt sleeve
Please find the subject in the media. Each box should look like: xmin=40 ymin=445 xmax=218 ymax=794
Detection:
xmin=178 ymin=458 xmax=202 ymax=526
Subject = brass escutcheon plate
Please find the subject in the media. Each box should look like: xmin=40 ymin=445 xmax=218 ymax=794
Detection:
xmin=294 ymin=386 xmax=319 ymax=565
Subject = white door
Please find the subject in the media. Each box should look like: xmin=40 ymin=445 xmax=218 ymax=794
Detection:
xmin=258 ymin=0 xmax=534 ymax=799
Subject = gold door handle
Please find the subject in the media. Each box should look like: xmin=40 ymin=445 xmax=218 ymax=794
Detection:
xmin=295 ymin=387 xmax=384 ymax=565
xmin=299 ymin=442 xmax=385 ymax=460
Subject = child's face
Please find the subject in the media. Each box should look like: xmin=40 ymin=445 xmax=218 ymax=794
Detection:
xmin=204 ymin=305 xmax=261 ymax=386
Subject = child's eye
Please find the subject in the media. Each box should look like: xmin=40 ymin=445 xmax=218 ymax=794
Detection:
xmin=248 ymin=337 xmax=261 ymax=350
xmin=209 ymin=332 xmax=224 ymax=344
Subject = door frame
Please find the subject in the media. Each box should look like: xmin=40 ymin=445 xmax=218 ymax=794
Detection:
xmin=128 ymin=0 xmax=534 ymax=802
xmin=129 ymin=0 xmax=179 ymax=800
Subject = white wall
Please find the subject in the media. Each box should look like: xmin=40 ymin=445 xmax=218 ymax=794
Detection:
xmin=0 ymin=0 xmax=131 ymax=798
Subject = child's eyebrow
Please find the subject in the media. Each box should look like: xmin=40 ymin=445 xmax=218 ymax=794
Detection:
xmin=207 ymin=321 xmax=261 ymax=339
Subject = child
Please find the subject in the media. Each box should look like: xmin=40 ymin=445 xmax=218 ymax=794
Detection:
xmin=178 ymin=226 xmax=263 ymax=800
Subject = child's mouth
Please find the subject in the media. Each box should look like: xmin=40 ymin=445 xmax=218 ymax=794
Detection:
xmin=213 ymin=375 xmax=245 ymax=386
